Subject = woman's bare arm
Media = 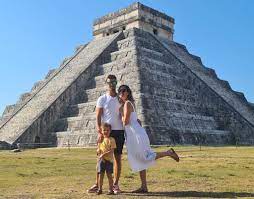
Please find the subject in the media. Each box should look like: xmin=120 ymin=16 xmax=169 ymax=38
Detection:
xmin=122 ymin=102 xmax=133 ymax=126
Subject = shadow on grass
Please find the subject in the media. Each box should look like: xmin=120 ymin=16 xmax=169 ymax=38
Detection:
xmin=123 ymin=191 xmax=254 ymax=198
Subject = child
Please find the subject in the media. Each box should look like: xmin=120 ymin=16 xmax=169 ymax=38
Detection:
xmin=94 ymin=123 xmax=116 ymax=195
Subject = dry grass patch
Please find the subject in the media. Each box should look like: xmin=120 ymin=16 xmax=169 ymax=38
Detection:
xmin=0 ymin=146 xmax=254 ymax=198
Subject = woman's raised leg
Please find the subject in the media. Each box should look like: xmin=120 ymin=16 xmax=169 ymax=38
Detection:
xmin=155 ymin=148 xmax=179 ymax=162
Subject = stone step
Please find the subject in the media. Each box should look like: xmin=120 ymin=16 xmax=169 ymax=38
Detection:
xmin=143 ymin=124 xmax=231 ymax=145
xmin=98 ymin=57 xmax=185 ymax=88
xmin=110 ymin=47 xmax=137 ymax=61
xmin=90 ymin=69 xmax=140 ymax=88
xmin=82 ymin=82 xmax=142 ymax=103
xmin=54 ymin=131 xmax=97 ymax=147
xmin=233 ymin=91 xmax=248 ymax=103
xmin=95 ymin=67 xmax=137 ymax=83
xmin=171 ymin=112 xmax=215 ymax=121
xmin=147 ymin=99 xmax=208 ymax=117
xmin=138 ymin=46 xmax=164 ymax=57
xmin=100 ymin=44 xmax=182 ymax=82
xmin=169 ymin=112 xmax=217 ymax=130
xmin=178 ymin=128 xmax=230 ymax=135
xmin=117 ymin=35 xmax=163 ymax=52
xmin=139 ymin=57 xmax=184 ymax=78
xmin=110 ymin=45 xmax=164 ymax=63
xmin=144 ymin=111 xmax=218 ymax=130
xmin=98 ymin=57 xmax=135 ymax=75
xmin=52 ymin=114 xmax=96 ymax=132
xmin=54 ymin=129 xmax=96 ymax=136
xmin=176 ymin=128 xmax=231 ymax=145
xmin=82 ymin=87 xmax=107 ymax=102
xmin=140 ymin=69 xmax=190 ymax=91
xmin=137 ymin=47 xmax=174 ymax=64
xmin=63 ymin=101 xmax=97 ymax=117
xmin=135 ymin=45 xmax=189 ymax=71
xmin=139 ymin=84 xmax=199 ymax=104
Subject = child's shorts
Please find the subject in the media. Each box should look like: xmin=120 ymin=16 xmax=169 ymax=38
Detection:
xmin=97 ymin=159 xmax=113 ymax=174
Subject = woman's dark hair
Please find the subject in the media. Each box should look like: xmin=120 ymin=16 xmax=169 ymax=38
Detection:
xmin=118 ymin=85 xmax=135 ymax=103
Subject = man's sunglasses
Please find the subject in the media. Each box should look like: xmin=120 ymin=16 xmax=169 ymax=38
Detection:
xmin=106 ymin=79 xmax=117 ymax=85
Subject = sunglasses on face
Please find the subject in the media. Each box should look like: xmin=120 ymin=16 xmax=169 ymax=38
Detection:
xmin=119 ymin=89 xmax=127 ymax=93
xmin=106 ymin=79 xmax=117 ymax=85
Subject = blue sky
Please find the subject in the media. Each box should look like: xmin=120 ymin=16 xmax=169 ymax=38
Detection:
xmin=0 ymin=0 xmax=253 ymax=115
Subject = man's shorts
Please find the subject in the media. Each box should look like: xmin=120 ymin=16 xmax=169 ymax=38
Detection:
xmin=97 ymin=159 xmax=113 ymax=174
xmin=110 ymin=130 xmax=125 ymax=155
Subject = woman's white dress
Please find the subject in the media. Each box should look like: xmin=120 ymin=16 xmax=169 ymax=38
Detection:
xmin=124 ymin=101 xmax=156 ymax=172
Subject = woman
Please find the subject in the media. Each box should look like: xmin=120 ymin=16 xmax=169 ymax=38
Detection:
xmin=118 ymin=85 xmax=179 ymax=193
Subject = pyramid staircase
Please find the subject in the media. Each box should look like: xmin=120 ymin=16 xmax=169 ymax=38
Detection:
xmin=48 ymin=30 xmax=145 ymax=147
xmin=1 ymin=28 xmax=254 ymax=149
xmin=0 ymin=32 xmax=124 ymax=148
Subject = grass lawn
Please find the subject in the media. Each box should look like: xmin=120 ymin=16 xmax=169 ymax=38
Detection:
xmin=0 ymin=146 xmax=254 ymax=198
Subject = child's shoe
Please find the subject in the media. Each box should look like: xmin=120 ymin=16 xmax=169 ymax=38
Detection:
xmin=87 ymin=184 xmax=98 ymax=193
xmin=113 ymin=184 xmax=121 ymax=194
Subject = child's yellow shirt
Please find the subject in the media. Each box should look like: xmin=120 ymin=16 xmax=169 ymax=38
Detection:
xmin=98 ymin=137 xmax=116 ymax=162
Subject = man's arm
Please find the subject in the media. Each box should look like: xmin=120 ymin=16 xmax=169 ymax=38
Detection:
xmin=96 ymin=107 xmax=103 ymax=143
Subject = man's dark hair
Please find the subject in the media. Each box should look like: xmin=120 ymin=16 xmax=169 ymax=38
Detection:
xmin=106 ymin=74 xmax=117 ymax=81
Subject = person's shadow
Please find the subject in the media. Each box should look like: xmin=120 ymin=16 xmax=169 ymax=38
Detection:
xmin=122 ymin=191 xmax=254 ymax=198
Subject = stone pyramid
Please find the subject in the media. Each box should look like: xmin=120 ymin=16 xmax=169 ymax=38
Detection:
xmin=1 ymin=2 xmax=254 ymax=149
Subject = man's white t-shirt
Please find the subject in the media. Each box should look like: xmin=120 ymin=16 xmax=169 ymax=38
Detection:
xmin=96 ymin=93 xmax=124 ymax=130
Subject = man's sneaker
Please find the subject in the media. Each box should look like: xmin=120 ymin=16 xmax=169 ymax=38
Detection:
xmin=87 ymin=184 xmax=98 ymax=193
xmin=96 ymin=189 xmax=102 ymax=195
xmin=113 ymin=184 xmax=121 ymax=194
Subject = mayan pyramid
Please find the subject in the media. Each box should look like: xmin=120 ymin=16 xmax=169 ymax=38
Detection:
xmin=1 ymin=2 xmax=254 ymax=149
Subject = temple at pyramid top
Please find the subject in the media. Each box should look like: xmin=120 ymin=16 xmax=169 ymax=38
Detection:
xmin=93 ymin=2 xmax=175 ymax=40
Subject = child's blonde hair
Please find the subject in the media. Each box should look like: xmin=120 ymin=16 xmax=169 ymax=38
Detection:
xmin=101 ymin=123 xmax=111 ymax=130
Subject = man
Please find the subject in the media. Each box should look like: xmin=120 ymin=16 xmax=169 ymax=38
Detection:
xmin=87 ymin=74 xmax=124 ymax=194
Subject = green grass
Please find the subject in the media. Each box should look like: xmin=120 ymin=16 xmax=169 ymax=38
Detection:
xmin=0 ymin=146 xmax=254 ymax=198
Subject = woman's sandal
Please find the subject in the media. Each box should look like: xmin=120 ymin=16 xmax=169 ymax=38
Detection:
xmin=107 ymin=190 xmax=114 ymax=195
xmin=169 ymin=148 xmax=180 ymax=162
xmin=131 ymin=187 xmax=148 ymax=193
